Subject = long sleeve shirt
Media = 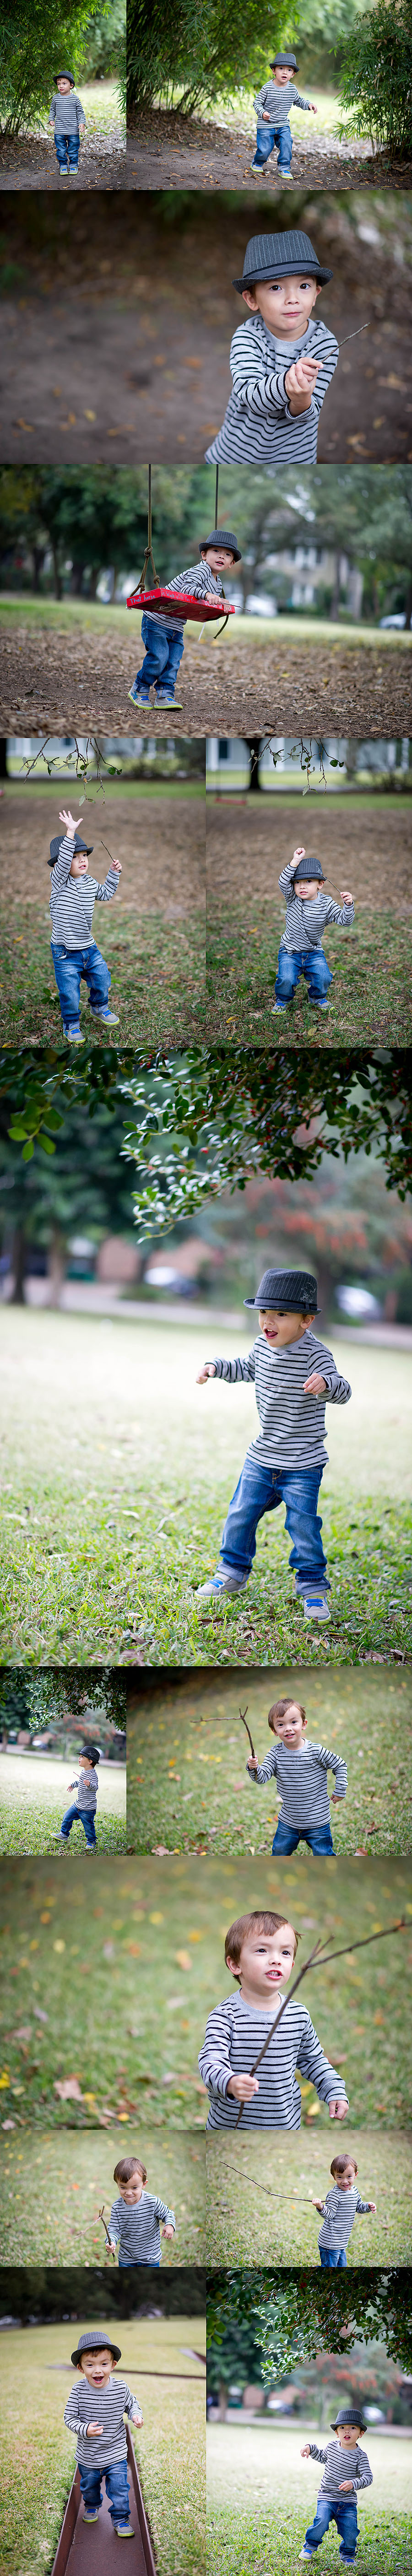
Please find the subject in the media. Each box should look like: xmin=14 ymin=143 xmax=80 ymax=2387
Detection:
xmin=254 ymin=80 xmax=312 ymax=124
xmin=199 ymin=1990 xmax=348 ymax=2129
xmin=279 ymin=862 xmax=354 ymax=954
xmin=211 ymin=1331 xmax=351 ymax=1472
xmin=49 ymin=92 xmax=86 ymax=134
xmin=68 ymin=1768 xmax=98 ymax=1813
xmin=317 ymin=2184 xmax=373 ymax=2250
xmin=205 ymin=312 xmax=338 ymax=467
xmin=49 ymin=838 xmax=119 ymax=948
xmin=108 ymin=2190 xmax=176 ymax=2263
xmin=64 ymin=2376 xmax=142 ymax=2466
xmin=308 ymin=2438 xmax=372 ymax=2499
xmin=145 ymin=561 xmax=224 ymax=636
xmin=248 ymin=1739 xmax=347 ymax=1826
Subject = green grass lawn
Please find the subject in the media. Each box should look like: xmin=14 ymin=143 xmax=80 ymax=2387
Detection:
xmin=0 ymin=1310 xmax=411 ymax=1666
xmin=206 ymin=2423 xmax=412 ymax=2576
xmin=0 ymin=2316 xmax=205 ymax=2576
xmin=0 ymin=901 xmax=206 ymax=1048
xmin=205 ymin=2127 xmax=412 ymax=2268
xmin=0 ymin=1752 xmax=126 ymax=1855
xmin=126 ymin=1666 xmax=412 ymax=1859
xmin=206 ymin=907 xmax=412 ymax=1047
xmin=0 ymin=2124 xmax=205 ymax=2264
xmin=0 ymin=1853 xmax=410 ymax=2131
xmin=0 ymin=599 xmax=411 ymax=655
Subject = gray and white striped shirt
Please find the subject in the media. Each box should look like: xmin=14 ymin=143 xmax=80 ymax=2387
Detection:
xmin=279 ymin=863 xmax=354 ymax=954
xmin=248 ymin=1739 xmax=347 ymax=1824
xmin=49 ymin=839 xmax=119 ymax=949
xmin=199 ymin=1991 xmax=348 ymax=2129
xmin=211 ymin=1331 xmax=351 ymax=1471
xmin=318 ymin=2185 xmax=373 ymax=2250
xmin=144 ymin=561 xmax=224 ymax=635
xmin=69 ymin=1768 xmax=98 ymax=1812
xmin=308 ymin=2439 xmax=372 ymax=2498
xmin=205 ymin=312 xmax=338 ymax=465
xmin=64 ymin=2376 xmax=141 ymax=2465
xmin=254 ymin=81 xmax=312 ymax=124
xmin=108 ymin=2190 xmax=175 ymax=2262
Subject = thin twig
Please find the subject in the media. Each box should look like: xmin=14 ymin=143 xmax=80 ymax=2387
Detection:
xmin=239 ymin=1703 xmax=255 ymax=1761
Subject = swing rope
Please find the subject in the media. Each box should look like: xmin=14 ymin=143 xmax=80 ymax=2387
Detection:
xmin=138 ymin=464 xmax=158 ymax=592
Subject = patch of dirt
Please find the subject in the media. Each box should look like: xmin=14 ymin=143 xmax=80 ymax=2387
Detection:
xmin=0 ymin=132 xmax=126 ymax=190
xmin=127 ymin=105 xmax=412 ymax=194
xmin=206 ymin=794 xmax=412 ymax=917
xmin=1 ymin=190 xmax=412 ymax=462
xmin=0 ymin=788 xmax=205 ymax=915
xmin=0 ymin=620 xmax=411 ymax=736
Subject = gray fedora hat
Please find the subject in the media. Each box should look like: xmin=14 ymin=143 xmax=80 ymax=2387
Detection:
xmin=71 ymin=2328 xmax=122 ymax=2366
xmin=199 ymin=528 xmax=242 ymax=561
xmin=244 ymin=1268 xmax=319 ymax=1312
xmin=49 ymin=830 xmax=93 ymax=864
xmin=293 ymin=853 xmax=325 ymax=882
xmin=54 ymin=68 xmax=76 ymax=83
xmin=270 ymin=52 xmax=298 ymax=67
xmin=233 ymin=230 xmax=333 ymax=293
xmin=331 ymin=2409 xmax=367 ymax=2432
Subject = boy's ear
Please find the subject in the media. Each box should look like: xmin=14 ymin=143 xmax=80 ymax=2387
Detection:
xmin=242 ymin=289 xmax=258 ymax=309
xmin=225 ymin=1952 xmax=238 ymax=1977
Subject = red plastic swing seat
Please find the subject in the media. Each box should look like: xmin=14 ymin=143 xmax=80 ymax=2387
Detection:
xmin=126 ymin=584 xmax=235 ymax=620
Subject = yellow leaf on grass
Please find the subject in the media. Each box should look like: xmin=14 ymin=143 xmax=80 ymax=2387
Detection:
xmin=149 ymin=1912 xmax=164 ymax=1925
xmin=53 ymin=1940 xmax=65 ymax=1952
xmin=175 ymin=1951 xmax=192 ymax=1971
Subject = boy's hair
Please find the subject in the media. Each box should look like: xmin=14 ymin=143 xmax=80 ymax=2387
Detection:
xmin=81 ymin=1741 xmax=100 ymax=1763
xmin=268 ymin=1698 xmax=306 ymax=1733
xmin=225 ymin=1910 xmax=299 ymax=1980
xmin=113 ymin=2156 xmax=147 ymax=2186
xmin=331 ymin=2153 xmax=358 ymax=2179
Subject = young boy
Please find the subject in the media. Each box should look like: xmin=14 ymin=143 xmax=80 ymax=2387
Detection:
xmin=196 ymin=1266 xmax=351 ymax=1622
xmin=57 ymin=1743 xmax=100 ymax=1851
xmin=312 ymin=2152 xmax=377 ymax=2267
xmin=246 ymin=1694 xmax=347 ymax=1856
xmin=64 ymin=2327 xmax=143 ymax=2537
xmin=107 ymin=2155 xmax=176 ymax=2265
xmin=205 ymin=231 xmax=338 ymax=467
xmin=252 ymin=52 xmax=317 ymax=178
xmin=274 ymin=844 xmax=354 ymax=1013
xmin=128 ymin=530 xmax=241 ymax=711
xmin=49 ymin=71 xmax=86 ymax=175
xmin=198 ymin=1908 xmax=349 ymax=2129
xmin=300 ymin=2408 xmax=372 ymax=2562
xmin=48 ymin=807 xmax=121 ymax=1041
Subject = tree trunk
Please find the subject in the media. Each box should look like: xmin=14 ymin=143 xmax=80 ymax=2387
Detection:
xmin=10 ymin=1225 xmax=27 ymax=1304
xmin=244 ymin=737 xmax=263 ymax=790
xmin=0 ymin=740 xmax=7 ymax=778
xmin=31 ymin=545 xmax=46 ymax=594
xmin=47 ymin=1231 xmax=67 ymax=1306
xmin=51 ymin=542 xmax=62 ymax=601
xmin=329 ymin=553 xmax=341 ymax=620
xmin=403 ymin=574 xmax=412 ymax=628
xmin=70 ymin=561 xmax=85 ymax=597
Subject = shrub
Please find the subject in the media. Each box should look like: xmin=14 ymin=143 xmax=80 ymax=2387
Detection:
xmin=338 ymin=0 xmax=412 ymax=159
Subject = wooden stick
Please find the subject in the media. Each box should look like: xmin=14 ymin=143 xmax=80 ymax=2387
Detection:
xmin=239 ymin=1703 xmax=256 ymax=1761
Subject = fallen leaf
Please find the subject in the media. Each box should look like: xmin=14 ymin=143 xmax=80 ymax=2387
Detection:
xmin=54 ymin=2076 xmax=83 ymax=2101
xmin=175 ymin=1951 xmax=192 ymax=1971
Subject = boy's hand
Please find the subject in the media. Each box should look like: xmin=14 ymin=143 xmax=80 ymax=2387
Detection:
xmin=310 ymin=103 xmax=318 ymax=112
xmin=311 ymin=2197 xmax=325 ymax=2210
xmin=301 ymin=2445 xmax=311 ymax=2458
xmin=196 ymin=1362 xmax=217 ymax=1383
xmin=87 ymin=2421 xmax=104 ymax=2436
xmin=247 ymin=1755 xmax=259 ymax=1771
xmin=304 ymin=1372 xmax=326 ymax=1397
xmin=339 ymin=2480 xmax=354 ymax=2492
xmin=331 ymin=1793 xmax=344 ymax=1804
xmin=328 ymin=2098 xmax=348 ymax=2121
xmin=340 ymin=888 xmax=353 ymax=902
xmin=292 ymin=846 xmax=306 ymax=866
xmin=59 ymin=807 xmax=84 ymax=836
xmin=111 ymin=858 xmax=122 ymax=873
xmin=261 ymin=110 xmax=271 ymax=119
xmin=285 ymin=355 xmax=324 ymax=413
xmin=227 ymin=2073 xmax=260 ymax=2102
xmin=132 ymin=2408 xmax=143 ymax=2425
xmin=369 ymin=2201 xmax=377 ymax=2213
xmin=162 ymin=2223 xmax=175 ymax=2238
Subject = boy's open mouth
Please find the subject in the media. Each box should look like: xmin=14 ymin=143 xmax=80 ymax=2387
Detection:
xmin=265 ymin=1967 xmax=283 ymax=1981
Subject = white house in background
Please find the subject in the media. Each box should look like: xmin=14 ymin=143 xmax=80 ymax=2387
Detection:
xmin=206 ymin=738 xmax=411 ymax=788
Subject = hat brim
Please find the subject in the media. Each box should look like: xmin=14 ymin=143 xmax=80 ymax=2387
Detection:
xmin=71 ymin=2340 xmax=122 ymax=2366
xmin=233 ymin=263 xmax=333 ymax=292
xmin=330 ymin=2419 xmax=366 ymax=2432
xmin=244 ymin=1297 xmax=318 ymax=1312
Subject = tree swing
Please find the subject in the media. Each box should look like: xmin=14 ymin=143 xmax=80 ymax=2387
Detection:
xmin=127 ymin=466 xmax=236 ymax=640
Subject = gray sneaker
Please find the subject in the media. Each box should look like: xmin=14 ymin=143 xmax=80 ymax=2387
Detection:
xmin=89 ymin=1007 xmax=119 ymax=1024
xmin=196 ymin=1572 xmax=249 ymax=1600
xmin=300 ymin=1588 xmax=330 ymax=1622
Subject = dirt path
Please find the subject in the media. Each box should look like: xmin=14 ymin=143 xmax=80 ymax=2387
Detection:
xmin=0 ymin=134 xmax=125 ymax=190
xmin=0 ymin=620 xmax=411 ymax=735
xmin=1 ymin=190 xmax=412 ymax=462
xmin=127 ymin=106 xmax=393 ymax=193
xmin=0 ymin=789 xmax=205 ymax=916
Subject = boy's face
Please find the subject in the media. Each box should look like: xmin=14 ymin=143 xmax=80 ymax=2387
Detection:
xmin=227 ymin=1921 xmax=296 ymax=2001
xmin=70 ymin=851 xmax=88 ymax=877
xmin=79 ymin=1752 xmax=92 ymax=1768
xmin=295 ymin=874 xmax=325 ymax=901
xmin=79 ymin=2348 xmax=114 ymax=2388
xmin=202 ymin=547 xmax=236 ymax=575
xmin=57 ymin=77 xmax=72 ymax=93
xmin=336 ymin=2427 xmax=363 ymax=2451
xmin=272 ymin=1703 xmax=306 ymax=1748
xmin=333 ymin=2162 xmax=357 ymax=2193
xmin=242 ymin=276 xmax=321 ymax=338
xmin=117 ymin=2173 xmax=144 ymax=2204
xmin=272 ymin=65 xmax=293 ymax=83
xmin=259 ymin=1307 xmax=315 ymax=1348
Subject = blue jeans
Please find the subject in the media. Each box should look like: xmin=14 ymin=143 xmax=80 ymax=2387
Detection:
xmin=79 ymin=2461 xmax=130 ymax=2527
xmin=54 ymin=132 xmax=80 ymax=169
xmin=304 ymin=2496 xmax=358 ymax=2559
xmin=253 ymin=123 xmax=293 ymax=169
xmin=60 ymin=1804 xmax=97 ymax=1847
xmin=118 ymin=2256 xmax=160 ymax=2266
xmin=275 ymin=947 xmax=332 ymax=1008
xmin=272 ymin=1818 xmax=335 ymax=1857
xmin=134 ymin=613 xmax=184 ymax=697
xmin=51 ymin=939 xmax=110 ymax=1031
xmin=217 ymin=1456 xmax=327 ymax=1589
xmin=319 ymin=2246 xmax=347 ymax=2266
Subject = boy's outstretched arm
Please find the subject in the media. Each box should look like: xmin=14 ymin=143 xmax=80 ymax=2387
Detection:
xmin=95 ymin=862 xmax=122 ymax=901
